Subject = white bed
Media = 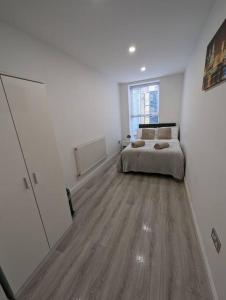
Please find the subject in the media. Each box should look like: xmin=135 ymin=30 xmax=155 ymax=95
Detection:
xmin=117 ymin=126 xmax=185 ymax=180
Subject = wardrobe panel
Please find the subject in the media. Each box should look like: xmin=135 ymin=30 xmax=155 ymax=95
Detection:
xmin=1 ymin=75 xmax=72 ymax=247
xmin=0 ymin=79 xmax=49 ymax=293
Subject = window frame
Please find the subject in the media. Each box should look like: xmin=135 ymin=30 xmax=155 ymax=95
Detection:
xmin=128 ymin=81 xmax=160 ymax=137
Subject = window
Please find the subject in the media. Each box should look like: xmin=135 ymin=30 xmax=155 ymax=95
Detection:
xmin=129 ymin=82 xmax=160 ymax=138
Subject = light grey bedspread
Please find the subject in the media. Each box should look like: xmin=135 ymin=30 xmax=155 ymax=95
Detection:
xmin=117 ymin=139 xmax=185 ymax=180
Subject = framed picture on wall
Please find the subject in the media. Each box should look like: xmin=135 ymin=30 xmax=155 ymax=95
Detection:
xmin=203 ymin=19 xmax=226 ymax=90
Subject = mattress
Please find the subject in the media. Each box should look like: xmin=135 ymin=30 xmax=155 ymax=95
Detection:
xmin=117 ymin=139 xmax=185 ymax=180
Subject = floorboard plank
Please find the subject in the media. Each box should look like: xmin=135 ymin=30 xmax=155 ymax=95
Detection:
xmin=18 ymin=163 xmax=212 ymax=300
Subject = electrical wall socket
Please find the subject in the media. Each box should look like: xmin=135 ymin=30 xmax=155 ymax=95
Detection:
xmin=211 ymin=228 xmax=221 ymax=254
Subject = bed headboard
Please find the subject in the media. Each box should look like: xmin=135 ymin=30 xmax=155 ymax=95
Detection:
xmin=139 ymin=123 xmax=176 ymax=128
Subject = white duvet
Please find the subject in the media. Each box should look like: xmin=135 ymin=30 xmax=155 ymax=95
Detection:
xmin=117 ymin=139 xmax=185 ymax=180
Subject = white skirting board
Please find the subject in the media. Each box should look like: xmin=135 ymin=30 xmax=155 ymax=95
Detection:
xmin=70 ymin=153 xmax=119 ymax=196
xmin=184 ymin=178 xmax=218 ymax=300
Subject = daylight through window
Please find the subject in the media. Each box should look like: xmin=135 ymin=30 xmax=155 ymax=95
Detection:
xmin=129 ymin=82 xmax=160 ymax=138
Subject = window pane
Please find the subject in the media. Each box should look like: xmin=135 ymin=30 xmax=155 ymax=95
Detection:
xmin=131 ymin=117 xmax=139 ymax=138
xmin=145 ymin=116 xmax=150 ymax=124
xmin=140 ymin=116 xmax=145 ymax=124
xmin=145 ymin=105 xmax=150 ymax=114
xmin=140 ymin=86 xmax=148 ymax=93
xmin=150 ymin=91 xmax=159 ymax=114
xmin=130 ymin=83 xmax=159 ymax=137
xmin=140 ymin=93 xmax=145 ymax=115
xmin=145 ymin=92 xmax=149 ymax=105
xmin=150 ymin=115 xmax=159 ymax=123
xmin=131 ymin=89 xmax=140 ymax=116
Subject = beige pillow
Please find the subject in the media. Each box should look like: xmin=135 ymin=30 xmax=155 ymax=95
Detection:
xmin=157 ymin=127 xmax=172 ymax=139
xmin=141 ymin=128 xmax=155 ymax=140
xmin=131 ymin=140 xmax=145 ymax=148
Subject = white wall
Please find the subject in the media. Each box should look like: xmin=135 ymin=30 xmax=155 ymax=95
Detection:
xmin=181 ymin=1 xmax=226 ymax=299
xmin=0 ymin=22 xmax=121 ymax=189
xmin=119 ymin=73 xmax=184 ymax=138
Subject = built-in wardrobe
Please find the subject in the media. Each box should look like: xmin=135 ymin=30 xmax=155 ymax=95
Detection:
xmin=0 ymin=74 xmax=72 ymax=294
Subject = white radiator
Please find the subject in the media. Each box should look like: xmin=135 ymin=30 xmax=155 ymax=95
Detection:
xmin=74 ymin=137 xmax=107 ymax=176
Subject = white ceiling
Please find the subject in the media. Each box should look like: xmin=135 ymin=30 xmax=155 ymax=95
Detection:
xmin=0 ymin=0 xmax=213 ymax=82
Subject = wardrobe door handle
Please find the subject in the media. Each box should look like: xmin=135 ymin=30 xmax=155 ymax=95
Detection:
xmin=32 ymin=173 xmax=38 ymax=184
xmin=23 ymin=177 xmax=30 ymax=189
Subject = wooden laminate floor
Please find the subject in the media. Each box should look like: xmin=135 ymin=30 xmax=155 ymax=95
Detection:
xmin=18 ymin=161 xmax=212 ymax=300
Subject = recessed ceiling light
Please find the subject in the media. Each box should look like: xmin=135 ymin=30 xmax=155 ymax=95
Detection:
xmin=140 ymin=66 xmax=146 ymax=72
xmin=128 ymin=46 xmax=136 ymax=54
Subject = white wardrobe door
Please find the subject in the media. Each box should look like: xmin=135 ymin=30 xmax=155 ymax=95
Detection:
xmin=1 ymin=76 xmax=72 ymax=248
xmin=0 ymin=80 xmax=49 ymax=293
